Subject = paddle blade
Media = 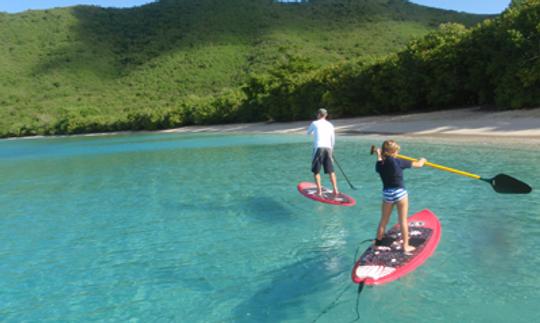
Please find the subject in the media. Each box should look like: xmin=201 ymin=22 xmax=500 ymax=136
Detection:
xmin=487 ymin=174 xmax=532 ymax=194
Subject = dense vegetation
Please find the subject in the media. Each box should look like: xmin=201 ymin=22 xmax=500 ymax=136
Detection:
xmin=0 ymin=0 xmax=520 ymax=137
xmin=238 ymin=0 xmax=540 ymax=123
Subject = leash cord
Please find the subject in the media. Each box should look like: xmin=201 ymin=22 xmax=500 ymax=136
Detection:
xmin=311 ymin=239 xmax=373 ymax=323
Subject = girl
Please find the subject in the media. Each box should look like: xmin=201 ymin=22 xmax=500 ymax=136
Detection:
xmin=374 ymin=140 xmax=426 ymax=253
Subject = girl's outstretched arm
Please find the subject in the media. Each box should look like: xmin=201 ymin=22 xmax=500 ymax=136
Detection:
xmin=412 ymin=158 xmax=426 ymax=168
xmin=375 ymin=148 xmax=383 ymax=161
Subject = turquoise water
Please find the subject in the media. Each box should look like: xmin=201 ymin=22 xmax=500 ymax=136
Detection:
xmin=1 ymin=133 xmax=539 ymax=322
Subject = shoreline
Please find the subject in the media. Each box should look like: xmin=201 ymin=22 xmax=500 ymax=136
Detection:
xmin=5 ymin=107 xmax=540 ymax=146
xmin=163 ymin=107 xmax=540 ymax=146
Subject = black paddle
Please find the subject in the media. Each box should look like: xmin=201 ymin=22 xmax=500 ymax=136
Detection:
xmin=478 ymin=174 xmax=532 ymax=194
xmin=370 ymin=145 xmax=532 ymax=194
xmin=333 ymin=154 xmax=357 ymax=190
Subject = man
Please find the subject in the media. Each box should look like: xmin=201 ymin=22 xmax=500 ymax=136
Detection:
xmin=307 ymin=108 xmax=339 ymax=196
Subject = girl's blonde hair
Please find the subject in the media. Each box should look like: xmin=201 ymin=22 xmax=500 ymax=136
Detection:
xmin=382 ymin=140 xmax=400 ymax=158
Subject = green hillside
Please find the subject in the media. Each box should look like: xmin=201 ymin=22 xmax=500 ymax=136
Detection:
xmin=238 ymin=0 xmax=539 ymax=122
xmin=0 ymin=0 xmax=488 ymax=137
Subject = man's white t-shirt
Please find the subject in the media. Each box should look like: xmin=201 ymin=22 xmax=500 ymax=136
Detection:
xmin=307 ymin=119 xmax=335 ymax=149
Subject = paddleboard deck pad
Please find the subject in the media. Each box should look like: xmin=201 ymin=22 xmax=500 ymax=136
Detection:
xmin=352 ymin=209 xmax=441 ymax=285
xmin=297 ymin=182 xmax=356 ymax=207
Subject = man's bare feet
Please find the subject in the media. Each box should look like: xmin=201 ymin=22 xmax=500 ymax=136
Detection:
xmin=403 ymin=245 xmax=416 ymax=254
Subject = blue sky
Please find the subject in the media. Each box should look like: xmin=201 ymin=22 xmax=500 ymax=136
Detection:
xmin=410 ymin=1 xmax=511 ymax=14
xmin=0 ymin=1 xmax=153 ymax=13
xmin=0 ymin=0 xmax=512 ymax=14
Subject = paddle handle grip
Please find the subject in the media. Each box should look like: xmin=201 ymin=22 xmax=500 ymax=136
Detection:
xmin=396 ymin=154 xmax=481 ymax=180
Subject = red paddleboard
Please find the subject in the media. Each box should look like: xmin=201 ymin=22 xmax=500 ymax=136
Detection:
xmin=352 ymin=209 xmax=441 ymax=285
xmin=297 ymin=182 xmax=356 ymax=207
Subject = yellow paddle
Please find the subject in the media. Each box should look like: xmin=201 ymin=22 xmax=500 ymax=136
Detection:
xmin=370 ymin=145 xmax=532 ymax=194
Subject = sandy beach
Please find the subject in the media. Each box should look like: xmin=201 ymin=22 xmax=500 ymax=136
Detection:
xmin=8 ymin=107 xmax=540 ymax=147
xmin=163 ymin=107 xmax=540 ymax=146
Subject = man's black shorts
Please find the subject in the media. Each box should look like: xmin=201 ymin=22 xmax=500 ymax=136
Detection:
xmin=311 ymin=148 xmax=334 ymax=174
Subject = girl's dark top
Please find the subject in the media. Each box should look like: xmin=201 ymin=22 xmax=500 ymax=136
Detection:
xmin=376 ymin=156 xmax=412 ymax=189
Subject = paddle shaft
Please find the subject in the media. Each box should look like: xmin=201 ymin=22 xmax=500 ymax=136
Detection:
xmin=333 ymin=155 xmax=357 ymax=190
xmin=370 ymin=145 xmax=531 ymax=193
xmin=396 ymin=154 xmax=482 ymax=180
